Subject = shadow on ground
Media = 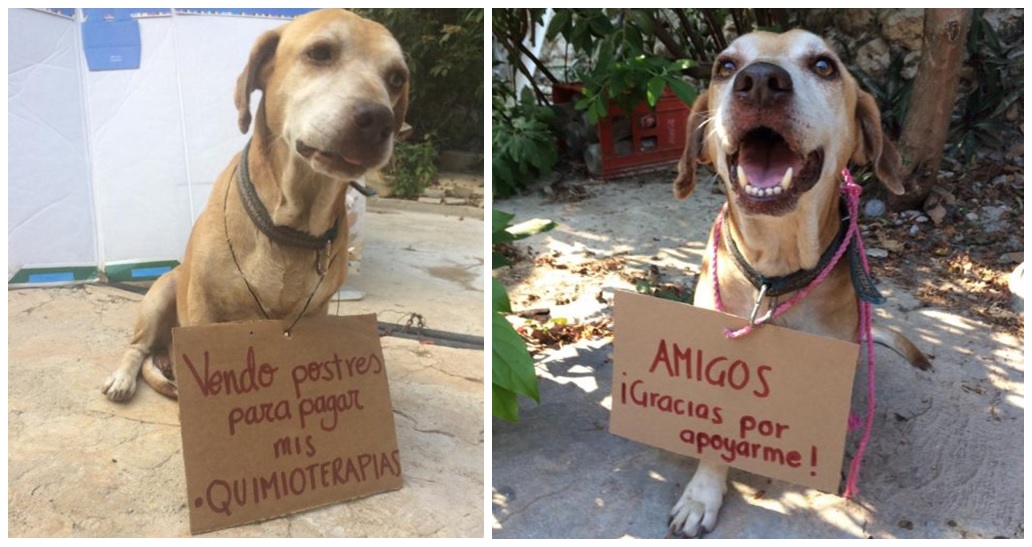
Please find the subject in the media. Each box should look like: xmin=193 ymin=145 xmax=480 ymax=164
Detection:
xmin=492 ymin=177 xmax=1023 ymax=539
xmin=8 ymin=202 xmax=485 ymax=538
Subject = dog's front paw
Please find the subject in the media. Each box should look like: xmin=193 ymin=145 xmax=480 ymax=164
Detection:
xmin=669 ymin=461 xmax=729 ymax=537
xmin=102 ymin=372 xmax=137 ymax=403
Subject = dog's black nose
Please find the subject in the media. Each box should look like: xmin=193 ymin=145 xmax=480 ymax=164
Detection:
xmin=352 ymin=101 xmax=394 ymax=143
xmin=734 ymin=62 xmax=793 ymax=107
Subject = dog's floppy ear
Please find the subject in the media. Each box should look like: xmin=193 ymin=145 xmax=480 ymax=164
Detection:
xmin=393 ymin=80 xmax=410 ymax=138
xmin=673 ymin=91 xmax=711 ymax=200
xmin=234 ymin=29 xmax=281 ymax=134
xmin=853 ymin=90 xmax=905 ymax=195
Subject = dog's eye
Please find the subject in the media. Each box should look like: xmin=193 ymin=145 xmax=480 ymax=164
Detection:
xmin=812 ymin=56 xmax=836 ymax=78
xmin=387 ymin=70 xmax=407 ymax=90
xmin=306 ymin=45 xmax=332 ymax=62
xmin=716 ymin=59 xmax=737 ymax=79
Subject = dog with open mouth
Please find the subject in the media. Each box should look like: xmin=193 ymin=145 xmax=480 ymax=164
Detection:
xmin=669 ymin=29 xmax=930 ymax=537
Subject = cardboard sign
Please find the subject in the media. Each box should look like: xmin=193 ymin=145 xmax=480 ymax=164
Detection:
xmin=610 ymin=291 xmax=859 ymax=492
xmin=173 ymin=315 xmax=402 ymax=534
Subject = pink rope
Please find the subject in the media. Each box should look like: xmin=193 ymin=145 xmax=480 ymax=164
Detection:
xmin=711 ymin=168 xmax=875 ymax=498
xmin=715 ymin=198 xmax=856 ymax=338
xmin=710 ymin=203 xmax=728 ymax=313
xmin=840 ymin=169 xmax=876 ymax=498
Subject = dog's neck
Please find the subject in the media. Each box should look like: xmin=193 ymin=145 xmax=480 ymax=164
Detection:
xmin=246 ymin=111 xmax=349 ymax=239
xmin=725 ymin=191 xmax=842 ymax=277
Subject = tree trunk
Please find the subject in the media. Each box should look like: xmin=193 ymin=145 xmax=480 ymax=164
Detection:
xmin=890 ymin=8 xmax=972 ymax=211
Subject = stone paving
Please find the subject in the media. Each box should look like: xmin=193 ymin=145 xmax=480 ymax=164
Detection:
xmin=8 ymin=201 xmax=485 ymax=538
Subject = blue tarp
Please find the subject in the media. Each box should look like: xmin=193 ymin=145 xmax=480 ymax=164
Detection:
xmin=81 ymin=8 xmax=141 ymax=71
xmin=174 ymin=8 xmax=314 ymax=19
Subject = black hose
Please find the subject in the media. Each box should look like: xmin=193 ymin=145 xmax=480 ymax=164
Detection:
xmin=105 ymin=281 xmax=483 ymax=350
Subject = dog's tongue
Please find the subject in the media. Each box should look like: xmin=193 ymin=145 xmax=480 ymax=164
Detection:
xmin=739 ymin=136 xmax=798 ymax=188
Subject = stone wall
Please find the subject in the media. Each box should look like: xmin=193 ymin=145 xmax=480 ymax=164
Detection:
xmin=820 ymin=9 xmax=1023 ymax=88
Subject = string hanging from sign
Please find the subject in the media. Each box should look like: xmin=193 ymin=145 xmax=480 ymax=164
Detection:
xmin=708 ymin=169 xmax=877 ymax=498
xmin=222 ymin=157 xmax=342 ymax=337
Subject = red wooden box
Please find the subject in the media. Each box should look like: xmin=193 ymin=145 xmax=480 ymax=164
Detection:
xmin=554 ymin=82 xmax=691 ymax=180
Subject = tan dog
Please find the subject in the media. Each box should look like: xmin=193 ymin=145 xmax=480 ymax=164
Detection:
xmin=669 ymin=29 xmax=928 ymax=537
xmin=102 ymin=9 xmax=409 ymax=402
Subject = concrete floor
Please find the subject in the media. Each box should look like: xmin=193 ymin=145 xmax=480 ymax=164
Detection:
xmin=7 ymin=200 xmax=485 ymax=538
xmin=492 ymin=179 xmax=1024 ymax=539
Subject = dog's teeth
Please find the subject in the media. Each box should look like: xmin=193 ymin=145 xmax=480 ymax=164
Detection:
xmin=740 ymin=165 xmax=792 ymax=198
xmin=780 ymin=167 xmax=793 ymax=191
xmin=743 ymin=184 xmax=787 ymax=198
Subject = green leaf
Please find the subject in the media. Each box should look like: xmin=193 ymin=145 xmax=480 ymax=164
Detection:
xmin=492 ymin=160 xmax=516 ymax=197
xmin=492 ymin=384 xmax=520 ymax=422
xmin=506 ymin=136 xmax=526 ymax=165
xmin=506 ymin=218 xmax=558 ymax=240
xmin=492 ymin=250 xmax=511 ymax=270
xmin=492 ymin=278 xmax=512 ymax=313
xmin=527 ymin=142 xmax=559 ymax=174
xmin=625 ymin=26 xmax=644 ymax=54
xmin=545 ymin=9 xmax=570 ymax=41
xmin=492 ymin=210 xmax=517 ymax=245
xmin=492 ymin=313 xmax=540 ymax=402
xmin=666 ymin=77 xmax=698 ymax=105
xmin=674 ymin=59 xmax=696 ymax=71
xmin=493 ymin=227 xmax=516 ymax=245
xmin=588 ymin=13 xmax=614 ymax=36
xmin=492 ymin=209 xmax=516 ymax=231
xmin=646 ymin=76 xmax=666 ymax=107
xmin=629 ymin=10 xmax=654 ymax=34
xmin=596 ymin=36 xmax=615 ymax=69
xmin=589 ymin=99 xmax=608 ymax=125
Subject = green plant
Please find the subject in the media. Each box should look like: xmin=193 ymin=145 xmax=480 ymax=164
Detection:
xmin=545 ymin=9 xmax=698 ymax=123
xmin=492 ymin=210 xmax=557 ymax=422
xmin=948 ymin=9 xmax=1023 ymax=163
xmin=576 ymin=55 xmax=697 ymax=124
xmin=387 ymin=134 xmax=438 ymax=198
xmin=492 ymin=9 xmax=556 ymax=105
xmin=494 ymin=8 xmax=806 ymax=116
xmin=492 ymin=88 xmax=560 ymax=198
xmin=354 ymin=9 xmax=483 ymax=152
xmin=493 ymin=9 xmax=789 ymax=195
xmin=850 ymin=47 xmax=914 ymax=140
xmin=489 ymin=9 xmax=825 ymax=195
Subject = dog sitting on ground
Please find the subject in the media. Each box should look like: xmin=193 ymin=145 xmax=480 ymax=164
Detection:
xmin=668 ymin=29 xmax=929 ymax=537
xmin=103 ymin=9 xmax=409 ymax=402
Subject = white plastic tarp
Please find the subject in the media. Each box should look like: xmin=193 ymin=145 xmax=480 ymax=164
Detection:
xmin=8 ymin=9 xmax=96 ymax=275
xmin=8 ymin=9 xmax=287 ymax=279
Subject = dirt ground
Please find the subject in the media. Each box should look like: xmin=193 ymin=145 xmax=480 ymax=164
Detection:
xmin=491 ymin=172 xmax=1024 ymax=539
xmin=8 ymin=199 xmax=485 ymax=538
